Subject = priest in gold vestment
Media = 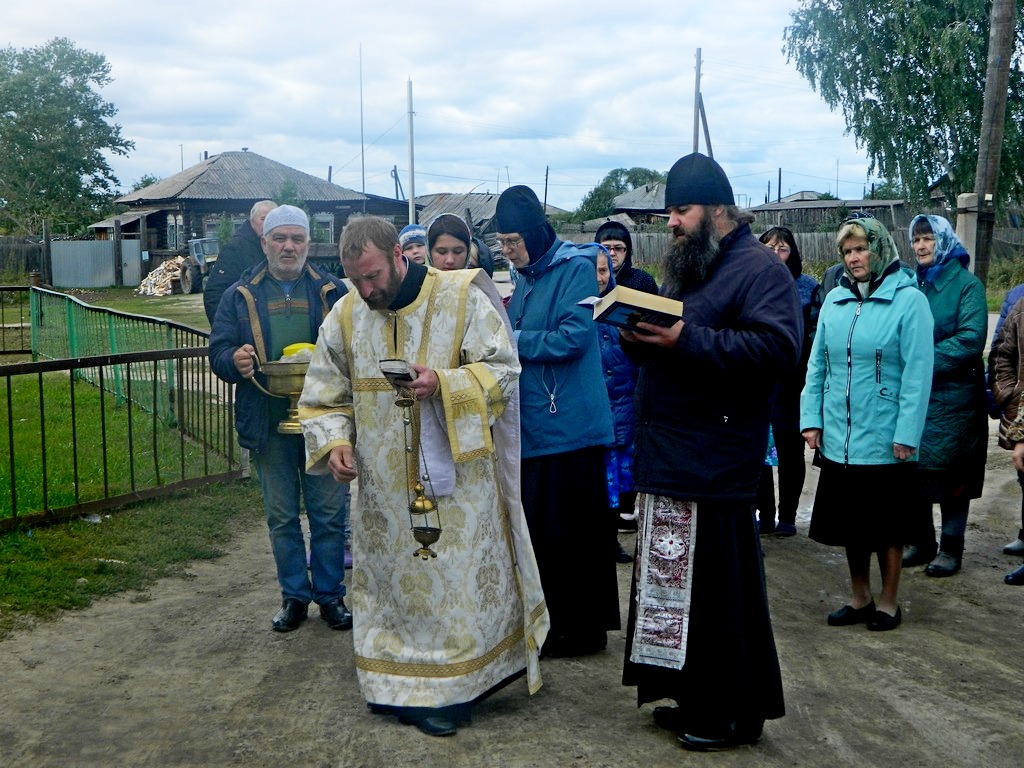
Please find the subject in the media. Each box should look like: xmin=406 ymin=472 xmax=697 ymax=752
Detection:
xmin=298 ymin=216 xmax=549 ymax=737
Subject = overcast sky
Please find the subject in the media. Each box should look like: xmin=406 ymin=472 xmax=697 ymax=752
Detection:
xmin=7 ymin=1 xmax=877 ymax=213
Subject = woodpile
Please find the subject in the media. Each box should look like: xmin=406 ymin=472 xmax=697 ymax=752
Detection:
xmin=136 ymin=256 xmax=187 ymax=296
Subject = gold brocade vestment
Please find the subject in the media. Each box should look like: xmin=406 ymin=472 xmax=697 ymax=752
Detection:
xmin=298 ymin=268 xmax=549 ymax=707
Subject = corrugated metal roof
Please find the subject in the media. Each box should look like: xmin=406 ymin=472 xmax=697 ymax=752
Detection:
xmin=749 ymin=198 xmax=905 ymax=212
xmin=581 ymin=213 xmax=636 ymax=231
xmin=88 ymin=207 xmax=163 ymax=229
xmin=416 ymin=192 xmax=502 ymax=229
xmin=116 ymin=151 xmax=367 ymax=205
xmin=613 ymin=183 xmax=665 ymax=211
xmin=415 ymin=192 xmax=567 ymax=230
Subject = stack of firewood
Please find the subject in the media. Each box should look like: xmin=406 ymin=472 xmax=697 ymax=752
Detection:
xmin=136 ymin=256 xmax=187 ymax=296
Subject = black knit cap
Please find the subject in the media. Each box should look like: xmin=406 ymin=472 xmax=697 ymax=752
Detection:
xmin=495 ymin=185 xmax=547 ymax=233
xmin=664 ymin=153 xmax=734 ymax=208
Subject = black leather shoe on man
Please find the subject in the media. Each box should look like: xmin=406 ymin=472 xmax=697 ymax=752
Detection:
xmin=271 ymin=598 xmax=308 ymax=632
xmin=319 ymin=598 xmax=353 ymax=630
xmin=678 ymin=719 xmax=763 ymax=752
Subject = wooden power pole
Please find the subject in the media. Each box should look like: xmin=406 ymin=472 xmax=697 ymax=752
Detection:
xmin=970 ymin=0 xmax=1016 ymax=285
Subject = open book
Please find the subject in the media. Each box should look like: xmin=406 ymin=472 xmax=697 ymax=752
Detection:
xmin=579 ymin=285 xmax=683 ymax=333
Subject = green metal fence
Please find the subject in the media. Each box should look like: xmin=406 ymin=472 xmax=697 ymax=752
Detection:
xmin=31 ymin=286 xmax=210 ymax=426
xmin=0 ymin=288 xmax=241 ymax=529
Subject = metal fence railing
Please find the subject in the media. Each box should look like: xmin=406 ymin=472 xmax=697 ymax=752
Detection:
xmin=0 ymin=286 xmax=31 ymax=356
xmin=0 ymin=287 xmax=242 ymax=530
xmin=1 ymin=348 xmax=240 ymax=531
xmin=31 ymin=286 xmax=211 ymax=426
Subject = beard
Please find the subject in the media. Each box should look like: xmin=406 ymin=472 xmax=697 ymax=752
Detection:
xmin=362 ymin=260 xmax=404 ymax=310
xmin=660 ymin=212 xmax=721 ymax=299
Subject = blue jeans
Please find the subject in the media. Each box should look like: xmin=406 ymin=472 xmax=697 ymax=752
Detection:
xmin=252 ymin=432 xmax=349 ymax=605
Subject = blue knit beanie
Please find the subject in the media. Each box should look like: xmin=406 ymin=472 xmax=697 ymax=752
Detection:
xmin=399 ymin=224 xmax=427 ymax=249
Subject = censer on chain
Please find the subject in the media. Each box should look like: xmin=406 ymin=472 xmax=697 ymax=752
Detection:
xmin=381 ymin=359 xmax=442 ymax=559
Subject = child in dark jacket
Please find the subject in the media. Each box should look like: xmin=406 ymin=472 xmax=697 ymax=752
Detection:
xmin=596 ymin=248 xmax=640 ymax=563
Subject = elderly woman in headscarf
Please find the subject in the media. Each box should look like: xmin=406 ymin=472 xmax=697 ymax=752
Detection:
xmin=900 ymin=214 xmax=988 ymax=577
xmin=800 ymin=217 xmax=933 ymax=632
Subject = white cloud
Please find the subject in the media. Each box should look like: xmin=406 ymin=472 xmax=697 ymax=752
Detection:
xmin=7 ymin=0 xmax=878 ymax=211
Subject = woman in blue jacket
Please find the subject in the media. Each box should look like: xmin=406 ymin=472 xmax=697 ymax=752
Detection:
xmin=496 ymin=185 xmax=618 ymax=657
xmin=800 ymin=217 xmax=933 ymax=631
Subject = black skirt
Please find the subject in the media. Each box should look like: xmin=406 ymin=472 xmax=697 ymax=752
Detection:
xmin=809 ymin=454 xmax=918 ymax=549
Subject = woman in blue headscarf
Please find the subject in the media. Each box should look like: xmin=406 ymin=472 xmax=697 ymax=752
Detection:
xmin=901 ymin=214 xmax=988 ymax=577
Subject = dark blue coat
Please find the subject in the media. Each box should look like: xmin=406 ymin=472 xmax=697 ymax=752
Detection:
xmin=626 ymin=224 xmax=802 ymax=501
xmin=209 ymin=262 xmax=347 ymax=453
xmin=597 ymin=269 xmax=639 ymax=448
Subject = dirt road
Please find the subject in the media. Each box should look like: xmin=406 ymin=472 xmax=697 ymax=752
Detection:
xmin=2 ymin=433 xmax=1023 ymax=768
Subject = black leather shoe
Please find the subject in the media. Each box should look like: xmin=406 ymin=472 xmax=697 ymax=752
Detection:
xmin=319 ymin=598 xmax=353 ymax=630
xmin=866 ymin=607 xmax=902 ymax=632
xmin=924 ymin=551 xmax=961 ymax=577
xmin=902 ymin=543 xmax=937 ymax=567
xmin=1003 ymin=538 xmax=1024 ymax=556
xmin=398 ymin=714 xmax=457 ymax=736
xmin=653 ymin=706 xmax=685 ymax=732
xmin=1005 ymin=563 xmax=1024 ymax=585
xmin=827 ymin=601 xmax=875 ymax=626
xmin=271 ymin=598 xmax=308 ymax=632
xmin=678 ymin=721 xmax=763 ymax=752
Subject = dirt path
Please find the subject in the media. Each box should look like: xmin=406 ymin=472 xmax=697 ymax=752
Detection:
xmin=2 ymin=443 xmax=1024 ymax=765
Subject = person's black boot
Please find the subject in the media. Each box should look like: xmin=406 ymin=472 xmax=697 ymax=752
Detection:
xmin=902 ymin=541 xmax=937 ymax=567
xmin=925 ymin=534 xmax=964 ymax=577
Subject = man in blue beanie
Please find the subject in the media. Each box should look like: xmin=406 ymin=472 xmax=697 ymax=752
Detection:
xmin=620 ymin=153 xmax=800 ymax=751
xmin=496 ymin=185 xmax=620 ymax=658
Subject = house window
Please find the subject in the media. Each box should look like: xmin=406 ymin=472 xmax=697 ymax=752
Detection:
xmin=166 ymin=215 xmax=184 ymax=250
xmin=311 ymin=214 xmax=334 ymax=244
xmin=203 ymin=216 xmax=245 ymax=239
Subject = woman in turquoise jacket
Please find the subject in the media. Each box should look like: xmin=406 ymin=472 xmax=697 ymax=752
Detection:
xmin=800 ymin=217 xmax=934 ymax=631
xmin=902 ymin=215 xmax=988 ymax=577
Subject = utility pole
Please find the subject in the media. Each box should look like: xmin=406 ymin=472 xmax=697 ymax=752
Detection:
xmin=969 ymin=0 xmax=1016 ymax=286
xmin=692 ymin=48 xmax=702 ymax=153
xmin=407 ymin=79 xmax=416 ymax=224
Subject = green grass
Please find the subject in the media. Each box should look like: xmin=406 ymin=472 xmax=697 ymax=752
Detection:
xmin=0 ymin=480 xmax=262 ymax=640
xmin=65 ymin=287 xmax=211 ymax=332
xmin=1 ymin=369 xmax=233 ymax=518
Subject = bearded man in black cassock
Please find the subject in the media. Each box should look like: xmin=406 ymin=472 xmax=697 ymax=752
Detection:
xmin=619 ymin=153 xmax=800 ymax=752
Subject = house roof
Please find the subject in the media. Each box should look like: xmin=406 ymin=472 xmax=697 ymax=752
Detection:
xmin=581 ymin=213 xmax=637 ymax=231
xmin=116 ymin=151 xmax=368 ymax=206
xmin=88 ymin=208 xmax=162 ymax=229
xmin=414 ymin=191 xmax=566 ymax=229
xmin=613 ymin=183 xmax=665 ymax=212
xmin=749 ymin=198 xmax=905 ymax=212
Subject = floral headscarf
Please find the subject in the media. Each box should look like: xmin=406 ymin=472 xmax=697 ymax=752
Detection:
xmin=909 ymin=214 xmax=970 ymax=285
xmin=837 ymin=215 xmax=900 ymax=284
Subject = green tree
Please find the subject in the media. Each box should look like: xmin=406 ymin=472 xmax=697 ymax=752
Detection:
xmin=275 ymin=180 xmax=307 ymax=211
xmin=573 ymin=167 xmax=666 ymax=222
xmin=784 ymin=1 xmax=1024 ymax=205
xmin=871 ymin=179 xmax=908 ymax=200
xmin=130 ymin=174 xmax=161 ymax=192
xmin=0 ymin=38 xmax=135 ymax=236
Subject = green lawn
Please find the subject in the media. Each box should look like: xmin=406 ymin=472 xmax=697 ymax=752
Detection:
xmin=67 ymin=287 xmax=211 ymax=332
xmin=0 ymin=480 xmax=262 ymax=641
